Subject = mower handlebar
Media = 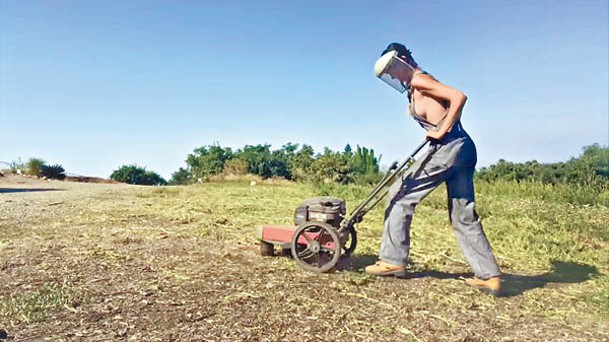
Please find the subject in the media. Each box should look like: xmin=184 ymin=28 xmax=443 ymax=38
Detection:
xmin=341 ymin=139 xmax=429 ymax=230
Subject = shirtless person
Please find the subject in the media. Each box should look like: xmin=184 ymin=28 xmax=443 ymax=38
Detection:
xmin=365 ymin=42 xmax=502 ymax=296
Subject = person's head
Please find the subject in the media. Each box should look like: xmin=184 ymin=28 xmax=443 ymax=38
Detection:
xmin=374 ymin=42 xmax=418 ymax=93
xmin=381 ymin=42 xmax=418 ymax=69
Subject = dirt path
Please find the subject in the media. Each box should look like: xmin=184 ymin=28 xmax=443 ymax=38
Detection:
xmin=1 ymin=175 xmax=608 ymax=341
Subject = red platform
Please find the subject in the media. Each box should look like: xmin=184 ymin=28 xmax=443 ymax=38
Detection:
xmin=258 ymin=224 xmax=337 ymax=249
xmin=258 ymin=225 xmax=296 ymax=246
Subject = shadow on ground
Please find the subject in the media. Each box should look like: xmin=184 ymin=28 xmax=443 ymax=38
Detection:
xmin=339 ymin=256 xmax=598 ymax=297
xmin=499 ymin=260 xmax=598 ymax=297
xmin=0 ymin=188 xmax=64 ymax=194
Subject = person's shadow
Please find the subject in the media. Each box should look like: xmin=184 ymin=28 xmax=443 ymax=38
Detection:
xmin=498 ymin=260 xmax=598 ymax=297
xmin=338 ymin=256 xmax=598 ymax=297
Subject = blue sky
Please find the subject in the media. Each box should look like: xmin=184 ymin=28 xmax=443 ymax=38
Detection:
xmin=1 ymin=0 xmax=608 ymax=180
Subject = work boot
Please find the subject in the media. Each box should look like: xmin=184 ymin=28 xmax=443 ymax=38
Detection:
xmin=465 ymin=276 xmax=502 ymax=296
xmin=364 ymin=260 xmax=406 ymax=277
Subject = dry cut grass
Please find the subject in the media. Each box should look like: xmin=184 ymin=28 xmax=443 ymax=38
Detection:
xmin=0 ymin=176 xmax=608 ymax=341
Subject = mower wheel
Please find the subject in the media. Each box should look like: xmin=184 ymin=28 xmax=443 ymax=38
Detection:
xmin=291 ymin=221 xmax=341 ymax=273
xmin=342 ymin=228 xmax=357 ymax=257
xmin=260 ymin=241 xmax=275 ymax=256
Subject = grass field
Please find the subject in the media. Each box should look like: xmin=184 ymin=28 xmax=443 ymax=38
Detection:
xmin=1 ymin=175 xmax=608 ymax=341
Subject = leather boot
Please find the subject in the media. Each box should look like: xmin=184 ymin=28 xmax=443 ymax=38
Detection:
xmin=465 ymin=276 xmax=502 ymax=296
xmin=364 ymin=260 xmax=407 ymax=277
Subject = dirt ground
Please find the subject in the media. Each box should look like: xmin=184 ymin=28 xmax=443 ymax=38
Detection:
xmin=1 ymin=175 xmax=608 ymax=341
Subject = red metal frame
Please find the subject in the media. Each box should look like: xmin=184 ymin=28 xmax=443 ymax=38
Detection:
xmin=259 ymin=225 xmax=336 ymax=249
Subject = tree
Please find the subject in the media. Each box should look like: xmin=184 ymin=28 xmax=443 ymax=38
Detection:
xmin=236 ymin=144 xmax=272 ymax=177
xmin=290 ymin=144 xmax=315 ymax=182
xmin=186 ymin=144 xmax=234 ymax=179
xmin=235 ymin=144 xmax=290 ymax=179
xmin=351 ymin=145 xmax=380 ymax=179
xmin=311 ymin=147 xmax=353 ymax=184
xmin=344 ymin=144 xmax=353 ymax=156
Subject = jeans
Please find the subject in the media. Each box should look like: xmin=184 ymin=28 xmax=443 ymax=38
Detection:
xmin=379 ymin=124 xmax=501 ymax=279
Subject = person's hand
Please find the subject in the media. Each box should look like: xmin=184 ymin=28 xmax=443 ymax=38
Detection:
xmin=426 ymin=129 xmax=446 ymax=141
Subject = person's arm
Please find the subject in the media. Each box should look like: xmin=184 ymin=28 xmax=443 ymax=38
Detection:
xmin=410 ymin=74 xmax=467 ymax=140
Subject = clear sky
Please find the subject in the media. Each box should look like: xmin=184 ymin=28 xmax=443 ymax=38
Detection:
xmin=1 ymin=0 xmax=608 ymax=180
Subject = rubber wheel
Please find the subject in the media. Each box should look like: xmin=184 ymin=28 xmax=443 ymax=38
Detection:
xmin=291 ymin=221 xmax=341 ymax=273
xmin=260 ymin=241 xmax=275 ymax=256
xmin=342 ymin=228 xmax=357 ymax=257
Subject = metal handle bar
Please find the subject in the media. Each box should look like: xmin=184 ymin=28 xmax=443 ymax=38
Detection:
xmin=341 ymin=139 xmax=429 ymax=229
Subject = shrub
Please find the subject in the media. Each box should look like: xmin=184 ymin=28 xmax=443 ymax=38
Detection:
xmin=223 ymin=158 xmax=248 ymax=176
xmin=41 ymin=164 xmax=66 ymax=180
xmin=110 ymin=164 xmax=167 ymax=186
xmin=9 ymin=158 xmax=25 ymax=174
xmin=25 ymin=158 xmax=45 ymax=177
xmin=169 ymin=167 xmax=192 ymax=185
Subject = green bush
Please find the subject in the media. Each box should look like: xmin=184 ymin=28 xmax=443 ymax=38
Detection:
xmin=223 ymin=158 xmax=248 ymax=175
xmin=110 ymin=164 xmax=167 ymax=186
xmin=40 ymin=164 xmax=66 ymax=180
xmin=169 ymin=167 xmax=192 ymax=185
xmin=25 ymin=158 xmax=45 ymax=177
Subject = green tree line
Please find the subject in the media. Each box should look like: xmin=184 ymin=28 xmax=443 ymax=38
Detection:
xmin=9 ymin=143 xmax=607 ymax=189
xmin=169 ymin=143 xmax=608 ymax=190
xmin=476 ymin=144 xmax=609 ymax=192
xmin=169 ymin=143 xmax=381 ymax=185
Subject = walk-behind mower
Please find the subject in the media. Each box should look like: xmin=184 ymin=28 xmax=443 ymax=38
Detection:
xmin=258 ymin=140 xmax=428 ymax=273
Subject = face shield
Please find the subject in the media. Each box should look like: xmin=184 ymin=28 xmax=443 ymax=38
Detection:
xmin=374 ymin=51 xmax=415 ymax=93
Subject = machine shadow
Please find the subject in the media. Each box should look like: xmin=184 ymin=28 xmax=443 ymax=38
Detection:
xmin=338 ymin=256 xmax=598 ymax=297
xmin=0 ymin=188 xmax=64 ymax=194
